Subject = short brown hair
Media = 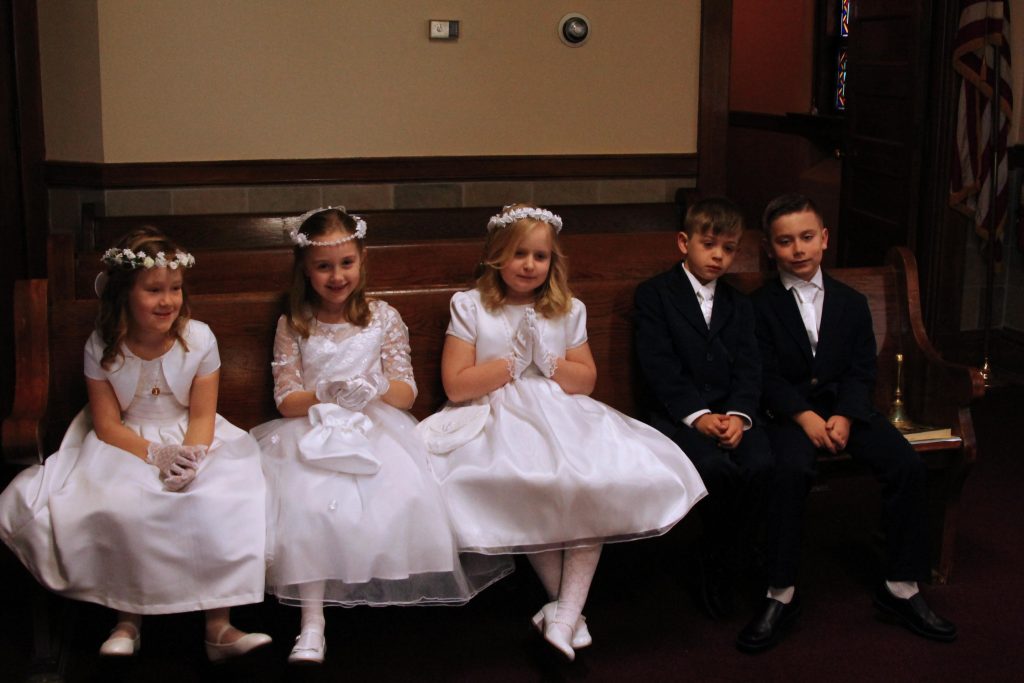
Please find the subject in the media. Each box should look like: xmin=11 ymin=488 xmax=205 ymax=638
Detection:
xmin=761 ymin=193 xmax=823 ymax=234
xmin=682 ymin=197 xmax=745 ymax=238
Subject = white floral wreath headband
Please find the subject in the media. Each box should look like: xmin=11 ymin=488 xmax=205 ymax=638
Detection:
xmin=288 ymin=206 xmax=368 ymax=247
xmin=101 ymin=248 xmax=196 ymax=271
xmin=487 ymin=206 xmax=563 ymax=233
xmin=95 ymin=248 xmax=195 ymax=297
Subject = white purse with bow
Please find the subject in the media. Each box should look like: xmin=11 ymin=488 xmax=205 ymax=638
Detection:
xmin=298 ymin=403 xmax=381 ymax=475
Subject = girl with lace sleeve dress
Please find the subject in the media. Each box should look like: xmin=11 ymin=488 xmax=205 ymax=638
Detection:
xmin=423 ymin=204 xmax=708 ymax=661
xmin=251 ymin=208 xmax=512 ymax=665
xmin=0 ymin=228 xmax=270 ymax=661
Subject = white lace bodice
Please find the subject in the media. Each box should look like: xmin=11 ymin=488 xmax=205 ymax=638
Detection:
xmin=271 ymin=300 xmax=417 ymax=406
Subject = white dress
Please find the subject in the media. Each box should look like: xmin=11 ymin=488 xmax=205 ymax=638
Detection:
xmin=0 ymin=320 xmax=267 ymax=614
xmin=252 ymin=301 xmax=512 ymax=606
xmin=428 ymin=289 xmax=708 ymax=554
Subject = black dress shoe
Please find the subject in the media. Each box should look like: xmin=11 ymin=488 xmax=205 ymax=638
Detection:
xmin=736 ymin=596 xmax=802 ymax=653
xmin=873 ymin=585 xmax=957 ymax=642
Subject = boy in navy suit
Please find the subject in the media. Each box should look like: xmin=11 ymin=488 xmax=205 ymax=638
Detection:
xmin=635 ymin=198 xmax=772 ymax=620
xmin=739 ymin=193 xmax=956 ymax=652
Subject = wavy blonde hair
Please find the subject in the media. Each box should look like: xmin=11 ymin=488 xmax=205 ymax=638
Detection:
xmin=476 ymin=204 xmax=572 ymax=318
xmin=96 ymin=227 xmax=192 ymax=369
xmin=285 ymin=208 xmax=371 ymax=336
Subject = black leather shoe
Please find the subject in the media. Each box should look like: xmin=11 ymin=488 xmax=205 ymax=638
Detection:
xmin=736 ymin=596 xmax=801 ymax=653
xmin=873 ymin=585 xmax=957 ymax=642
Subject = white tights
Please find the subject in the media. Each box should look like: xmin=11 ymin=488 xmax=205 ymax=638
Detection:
xmin=299 ymin=581 xmax=326 ymax=634
xmin=528 ymin=545 xmax=602 ymax=628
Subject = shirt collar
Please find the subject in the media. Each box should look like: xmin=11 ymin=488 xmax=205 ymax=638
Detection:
xmin=682 ymin=261 xmax=717 ymax=299
xmin=780 ymin=266 xmax=823 ymax=293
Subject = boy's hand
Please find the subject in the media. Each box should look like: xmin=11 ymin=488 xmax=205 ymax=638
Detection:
xmin=794 ymin=410 xmax=836 ymax=453
xmin=825 ymin=415 xmax=851 ymax=451
xmin=694 ymin=413 xmax=727 ymax=439
xmin=718 ymin=415 xmax=745 ymax=450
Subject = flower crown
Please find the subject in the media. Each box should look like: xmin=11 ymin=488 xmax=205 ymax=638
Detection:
xmin=101 ymin=248 xmax=196 ymax=270
xmin=487 ymin=206 xmax=563 ymax=233
xmin=288 ymin=206 xmax=368 ymax=247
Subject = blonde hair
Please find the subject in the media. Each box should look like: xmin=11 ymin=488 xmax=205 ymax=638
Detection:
xmin=285 ymin=208 xmax=371 ymax=336
xmin=96 ymin=227 xmax=192 ymax=369
xmin=476 ymin=205 xmax=572 ymax=318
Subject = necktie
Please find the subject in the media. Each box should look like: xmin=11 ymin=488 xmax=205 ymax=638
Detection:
xmin=697 ymin=288 xmax=713 ymax=327
xmin=792 ymin=283 xmax=818 ymax=354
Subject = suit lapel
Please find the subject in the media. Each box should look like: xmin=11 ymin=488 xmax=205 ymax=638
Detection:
xmin=708 ymin=283 xmax=733 ymax=340
xmin=667 ymin=266 xmax=710 ymax=336
xmin=769 ymin=277 xmax=814 ymax=364
xmin=814 ymin=274 xmax=845 ymax=368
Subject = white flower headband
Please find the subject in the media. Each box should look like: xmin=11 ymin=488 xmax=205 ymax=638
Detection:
xmin=487 ymin=206 xmax=563 ymax=233
xmin=288 ymin=206 xmax=368 ymax=247
xmin=95 ymin=248 xmax=195 ymax=296
xmin=101 ymin=248 xmax=196 ymax=271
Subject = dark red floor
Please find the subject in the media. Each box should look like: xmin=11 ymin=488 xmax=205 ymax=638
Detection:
xmin=2 ymin=386 xmax=1022 ymax=682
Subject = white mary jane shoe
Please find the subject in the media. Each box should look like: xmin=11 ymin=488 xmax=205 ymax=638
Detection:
xmin=531 ymin=601 xmax=591 ymax=649
xmin=204 ymin=625 xmax=272 ymax=662
xmin=288 ymin=630 xmax=327 ymax=665
xmin=99 ymin=623 xmax=140 ymax=657
xmin=544 ymin=621 xmax=576 ymax=661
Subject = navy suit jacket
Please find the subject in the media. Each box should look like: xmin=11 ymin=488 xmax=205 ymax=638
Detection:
xmin=751 ymin=272 xmax=876 ymax=423
xmin=634 ymin=263 xmax=761 ymax=437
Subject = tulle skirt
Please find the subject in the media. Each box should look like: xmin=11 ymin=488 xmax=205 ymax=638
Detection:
xmin=253 ymin=402 xmax=512 ymax=606
xmin=428 ymin=375 xmax=708 ymax=554
xmin=0 ymin=409 xmax=267 ymax=614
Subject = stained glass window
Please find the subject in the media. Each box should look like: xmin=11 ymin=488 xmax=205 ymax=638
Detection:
xmin=835 ymin=46 xmax=848 ymax=111
xmin=840 ymin=0 xmax=850 ymax=38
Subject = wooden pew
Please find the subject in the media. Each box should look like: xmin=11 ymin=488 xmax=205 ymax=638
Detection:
xmin=5 ymin=246 xmax=981 ymax=583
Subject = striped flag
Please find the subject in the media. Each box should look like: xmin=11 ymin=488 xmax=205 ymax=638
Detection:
xmin=950 ymin=0 xmax=1013 ymax=258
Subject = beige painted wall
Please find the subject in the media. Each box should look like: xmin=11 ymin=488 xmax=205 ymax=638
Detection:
xmin=39 ymin=0 xmax=702 ymax=163
xmin=38 ymin=0 xmax=104 ymax=162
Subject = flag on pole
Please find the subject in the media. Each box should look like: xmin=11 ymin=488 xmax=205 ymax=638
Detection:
xmin=950 ymin=0 xmax=1013 ymax=258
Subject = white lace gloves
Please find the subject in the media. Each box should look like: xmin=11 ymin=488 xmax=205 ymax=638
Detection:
xmin=147 ymin=443 xmax=208 ymax=492
xmin=315 ymin=373 xmax=391 ymax=412
xmin=508 ymin=310 xmax=559 ymax=380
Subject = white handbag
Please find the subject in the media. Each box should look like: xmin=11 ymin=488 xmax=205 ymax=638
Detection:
xmin=298 ymin=403 xmax=380 ymax=475
xmin=415 ymin=404 xmax=490 ymax=455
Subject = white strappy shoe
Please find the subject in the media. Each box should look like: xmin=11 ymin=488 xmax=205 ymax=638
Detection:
xmin=288 ymin=629 xmax=327 ymax=665
xmin=531 ymin=601 xmax=592 ymax=649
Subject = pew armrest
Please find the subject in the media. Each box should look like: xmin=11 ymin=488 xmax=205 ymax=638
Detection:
xmin=2 ymin=279 xmax=50 ymax=467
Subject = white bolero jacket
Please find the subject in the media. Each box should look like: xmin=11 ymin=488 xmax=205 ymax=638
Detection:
xmin=83 ymin=320 xmax=220 ymax=411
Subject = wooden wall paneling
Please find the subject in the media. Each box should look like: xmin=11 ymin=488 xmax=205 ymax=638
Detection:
xmin=698 ymin=0 xmax=732 ymax=197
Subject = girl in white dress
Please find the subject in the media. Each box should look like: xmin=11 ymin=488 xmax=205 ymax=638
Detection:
xmin=252 ymin=208 xmax=511 ymax=665
xmin=0 ymin=228 xmax=271 ymax=661
xmin=426 ymin=204 xmax=707 ymax=660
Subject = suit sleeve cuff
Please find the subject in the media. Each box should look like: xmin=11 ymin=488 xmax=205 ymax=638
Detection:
xmin=726 ymin=411 xmax=753 ymax=431
xmin=683 ymin=409 xmax=711 ymax=428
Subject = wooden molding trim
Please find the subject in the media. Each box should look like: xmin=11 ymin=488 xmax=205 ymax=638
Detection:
xmin=43 ymin=154 xmax=699 ymax=189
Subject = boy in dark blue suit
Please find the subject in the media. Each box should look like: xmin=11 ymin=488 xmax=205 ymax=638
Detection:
xmin=740 ymin=193 xmax=956 ymax=652
xmin=635 ymin=198 xmax=772 ymax=620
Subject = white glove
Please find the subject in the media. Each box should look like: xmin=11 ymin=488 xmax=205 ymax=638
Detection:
xmin=530 ymin=313 xmax=559 ymax=378
xmin=316 ymin=373 xmax=391 ymax=411
xmin=508 ymin=311 xmax=535 ymax=380
xmin=147 ymin=443 xmax=198 ymax=492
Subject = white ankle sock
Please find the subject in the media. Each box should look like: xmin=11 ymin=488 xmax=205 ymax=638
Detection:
xmin=767 ymin=585 xmax=795 ymax=604
xmin=885 ymin=580 xmax=919 ymax=599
